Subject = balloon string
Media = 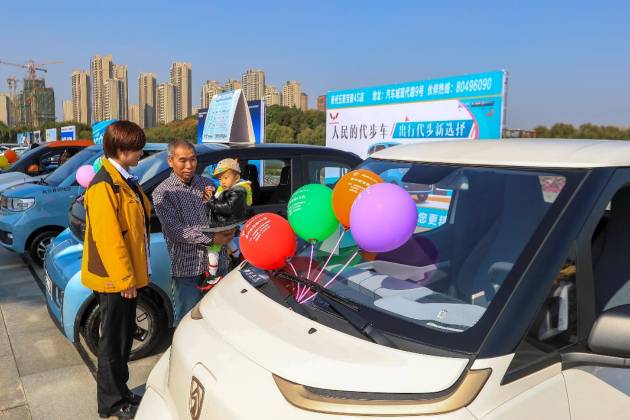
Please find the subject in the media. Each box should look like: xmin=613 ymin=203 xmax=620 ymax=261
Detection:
xmin=306 ymin=242 xmax=315 ymax=279
xmin=312 ymin=228 xmax=347 ymax=284
xmin=300 ymin=250 xmax=359 ymax=304
xmin=287 ymin=261 xmax=301 ymax=299
xmin=297 ymin=243 xmax=316 ymax=302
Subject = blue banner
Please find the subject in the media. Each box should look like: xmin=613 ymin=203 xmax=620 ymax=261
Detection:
xmin=327 ymin=71 xmax=505 ymax=109
xmin=91 ymin=120 xmax=118 ymax=145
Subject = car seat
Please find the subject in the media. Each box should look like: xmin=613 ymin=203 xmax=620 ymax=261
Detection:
xmin=242 ymin=164 xmax=261 ymax=204
xmin=269 ymin=165 xmax=291 ymax=204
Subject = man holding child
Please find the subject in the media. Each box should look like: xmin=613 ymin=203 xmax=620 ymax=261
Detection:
xmin=153 ymin=140 xmax=249 ymax=321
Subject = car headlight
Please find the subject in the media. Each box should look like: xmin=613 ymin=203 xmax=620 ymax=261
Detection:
xmin=4 ymin=197 xmax=36 ymax=212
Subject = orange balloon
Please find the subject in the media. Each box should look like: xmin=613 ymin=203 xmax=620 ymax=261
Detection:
xmin=332 ymin=169 xmax=383 ymax=228
xmin=3 ymin=149 xmax=17 ymax=164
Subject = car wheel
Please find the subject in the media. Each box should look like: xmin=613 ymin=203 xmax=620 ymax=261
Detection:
xmin=81 ymin=292 xmax=164 ymax=361
xmin=29 ymin=230 xmax=59 ymax=267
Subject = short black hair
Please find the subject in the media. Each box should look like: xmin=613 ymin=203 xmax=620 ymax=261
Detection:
xmin=103 ymin=121 xmax=146 ymax=158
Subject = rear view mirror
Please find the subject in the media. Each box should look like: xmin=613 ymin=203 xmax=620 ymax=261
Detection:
xmin=588 ymin=304 xmax=630 ymax=358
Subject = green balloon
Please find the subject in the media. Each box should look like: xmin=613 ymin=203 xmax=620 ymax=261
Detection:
xmin=288 ymin=184 xmax=338 ymax=243
xmin=93 ymin=157 xmax=103 ymax=173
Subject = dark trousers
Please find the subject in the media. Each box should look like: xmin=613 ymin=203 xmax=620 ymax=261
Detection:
xmin=95 ymin=291 xmax=137 ymax=414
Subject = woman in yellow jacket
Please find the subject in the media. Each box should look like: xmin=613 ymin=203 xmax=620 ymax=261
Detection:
xmin=81 ymin=121 xmax=150 ymax=420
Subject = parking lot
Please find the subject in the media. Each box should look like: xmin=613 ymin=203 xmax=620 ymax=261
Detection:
xmin=0 ymin=247 xmax=162 ymax=420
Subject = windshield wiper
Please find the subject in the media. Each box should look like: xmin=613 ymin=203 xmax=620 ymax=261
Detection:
xmin=257 ymin=277 xmax=317 ymax=321
xmin=277 ymin=272 xmax=397 ymax=348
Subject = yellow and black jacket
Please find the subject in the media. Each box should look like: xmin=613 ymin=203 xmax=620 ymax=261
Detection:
xmin=81 ymin=159 xmax=152 ymax=293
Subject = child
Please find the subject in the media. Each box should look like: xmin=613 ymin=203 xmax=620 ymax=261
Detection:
xmin=202 ymin=158 xmax=252 ymax=289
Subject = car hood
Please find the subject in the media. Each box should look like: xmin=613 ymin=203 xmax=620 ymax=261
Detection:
xmin=197 ymin=268 xmax=469 ymax=394
xmin=0 ymin=172 xmax=41 ymax=192
xmin=2 ymin=181 xmax=49 ymax=198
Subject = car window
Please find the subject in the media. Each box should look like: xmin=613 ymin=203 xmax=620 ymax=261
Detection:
xmin=45 ymin=148 xmax=101 ymax=186
xmin=505 ymin=249 xmax=578 ymax=380
xmin=201 ymin=158 xmax=291 ymax=206
xmin=37 ymin=149 xmax=73 ymax=175
xmin=591 ymin=186 xmax=630 ymax=314
xmin=306 ymin=160 xmax=351 ymax=188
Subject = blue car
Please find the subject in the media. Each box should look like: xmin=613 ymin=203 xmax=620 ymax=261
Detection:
xmin=44 ymin=143 xmax=362 ymax=360
xmin=0 ymin=144 xmax=166 ymax=266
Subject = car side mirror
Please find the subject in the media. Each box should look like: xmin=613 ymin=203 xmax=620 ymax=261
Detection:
xmin=588 ymin=304 xmax=630 ymax=358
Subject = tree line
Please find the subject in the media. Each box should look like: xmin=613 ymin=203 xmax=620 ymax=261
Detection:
xmin=534 ymin=123 xmax=630 ymax=140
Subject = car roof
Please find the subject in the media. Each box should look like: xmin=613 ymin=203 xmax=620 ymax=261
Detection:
xmin=371 ymin=139 xmax=630 ymax=168
xmin=85 ymin=142 xmax=168 ymax=151
xmin=195 ymin=142 xmax=361 ymax=158
xmin=44 ymin=140 xmax=94 ymax=148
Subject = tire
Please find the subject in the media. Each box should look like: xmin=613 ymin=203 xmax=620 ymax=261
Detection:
xmin=29 ymin=230 xmax=59 ymax=267
xmin=81 ymin=292 xmax=164 ymax=361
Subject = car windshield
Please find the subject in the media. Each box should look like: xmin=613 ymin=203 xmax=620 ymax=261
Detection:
xmin=135 ymin=151 xmax=169 ymax=185
xmin=7 ymin=146 xmax=41 ymax=172
xmin=254 ymin=159 xmax=580 ymax=353
xmin=45 ymin=147 xmax=102 ymax=186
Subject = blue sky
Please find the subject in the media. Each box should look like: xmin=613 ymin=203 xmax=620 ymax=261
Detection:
xmin=1 ymin=0 xmax=628 ymax=128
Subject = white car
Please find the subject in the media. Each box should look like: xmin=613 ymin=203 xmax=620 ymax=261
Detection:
xmin=138 ymin=139 xmax=630 ymax=419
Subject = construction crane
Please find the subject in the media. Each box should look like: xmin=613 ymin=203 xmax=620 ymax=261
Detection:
xmin=0 ymin=59 xmax=63 ymax=80
xmin=0 ymin=59 xmax=63 ymax=129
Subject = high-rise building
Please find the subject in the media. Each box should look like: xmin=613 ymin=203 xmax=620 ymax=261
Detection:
xmin=71 ymin=70 xmax=91 ymax=124
xmin=138 ymin=72 xmax=157 ymax=128
xmin=104 ymin=78 xmax=126 ymax=120
xmin=112 ymin=64 xmax=128 ymax=119
xmin=241 ymin=69 xmax=265 ymax=101
xmin=0 ymin=94 xmax=12 ymax=126
xmin=223 ymin=79 xmax=241 ymax=92
xmin=90 ymin=54 xmax=113 ymax=122
xmin=18 ymin=78 xmax=55 ymax=127
xmin=317 ymin=95 xmax=326 ymax=112
xmin=300 ymin=93 xmax=308 ymax=111
xmin=282 ymin=81 xmax=302 ymax=109
xmin=201 ymin=80 xmax=222 ymax=109
xmin=63 ymin=100 xmax=73 ymax=122
xmin=170 ymin=62 xmax=192 ymax=120
xmin=264 ymin=85 xmax=281 ymax=106
xmin=90 ymin=54 xmax=128 ymax=122
xmin=129 ymin=104 xmax=140 ymax=126
xmin=157 ymin=82 xmax=176 ymax=125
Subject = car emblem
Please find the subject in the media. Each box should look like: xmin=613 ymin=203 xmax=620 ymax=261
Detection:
xmin=189 ymin=376 xmax=205 ymax=420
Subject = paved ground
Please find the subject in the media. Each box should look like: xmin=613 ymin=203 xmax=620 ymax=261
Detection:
xmin=0 ymin=247 xmax=162 ymax=420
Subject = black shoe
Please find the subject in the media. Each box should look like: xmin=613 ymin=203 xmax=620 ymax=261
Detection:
xmin=99 ymin=403 xmax=138 ymax=419
xmin=126 ymin=392 xmax=143 ymax=406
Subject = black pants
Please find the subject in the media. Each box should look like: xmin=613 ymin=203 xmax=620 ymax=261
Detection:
xmin=95 ymin=291 xmax=137 ymax=415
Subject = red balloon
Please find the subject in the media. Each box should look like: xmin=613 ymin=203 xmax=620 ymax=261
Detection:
xmin=240 ymin=213 xmax=297 ymax=270
xmin=3 ymin=149 xmax=18 ymax=164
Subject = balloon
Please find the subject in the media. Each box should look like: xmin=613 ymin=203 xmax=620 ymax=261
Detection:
xmin=332 ymin=169 xmax=383 ymax=228
xmin=76 ymin=165 xmax=96 ymax=188
xmin=240 ymin=213 xmax=297 ymax=270
xmin=0 ymin=156 xmax=8 ymax=170
xmin=350 ymin=183 xmax=418 ymax=253
xmin=288 ymin=184 xmax=338 ymax=243
xmin=93 ymin=157 xmax=103 ymax=173
xmin=3 ymin=149 xmax=18 ymax=163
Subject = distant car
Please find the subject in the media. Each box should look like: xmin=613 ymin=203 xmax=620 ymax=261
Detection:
xmin=11 ymin=146 xmax=29 ymax=157
xmin=367 ymin=141 xmax=400 ymax=156
xmin=44 ymin=143 xmax=362 ymax=360
xmin=139 ymin=138 xmax=630 ymax=420
xmin=0 ymin=140 xmax=93 ymax=193
xmin=0 ymin=143 xmax=166 ymax=266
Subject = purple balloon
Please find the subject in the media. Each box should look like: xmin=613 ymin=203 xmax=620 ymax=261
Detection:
xmin=350 ymin=183 xmax=418 ymax=253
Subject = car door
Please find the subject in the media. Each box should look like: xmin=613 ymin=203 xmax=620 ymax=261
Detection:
xmin=559 ymin=168 xmax=630 ymax=419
